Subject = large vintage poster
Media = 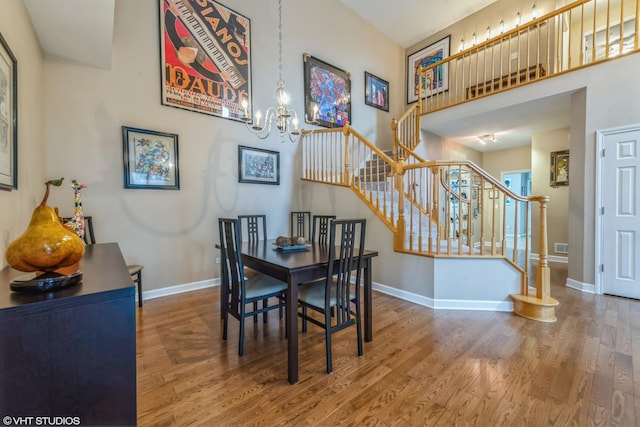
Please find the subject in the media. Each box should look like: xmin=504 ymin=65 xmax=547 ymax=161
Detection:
xmin=160 ymin=0 xmax=251 ymax=121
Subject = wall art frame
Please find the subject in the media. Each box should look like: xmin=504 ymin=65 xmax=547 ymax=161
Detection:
xmin=550 ymin=149 xmax=569 ymax=187
xmin=303 ymin=53 xmax=351 ymax=128
xmin=122 ymin=126 xmax=180 ymax=190
xmin=238 ymin=145 xmax=280 ymax=185
xmin=407 ymin=35 xmax=450 ymax=104
xmin=159 ymin=0 xmax=252 ymax=122
xmin=0 ymin=33 xmax=18 ymax=191
xmin=364 ymin=71 xmax=389 ymax=112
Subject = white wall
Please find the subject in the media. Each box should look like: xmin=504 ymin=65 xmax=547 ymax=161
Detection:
xmin=40 ymin=0 xmax=404 ymax=291
xmin=0 ymin=0 xmax=46 ymax=269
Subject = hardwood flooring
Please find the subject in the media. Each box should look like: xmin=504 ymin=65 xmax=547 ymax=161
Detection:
xmin=137 ymin=263 xmax=640 ymax=426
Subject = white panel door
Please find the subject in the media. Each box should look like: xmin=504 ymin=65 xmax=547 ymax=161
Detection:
xmin=603 ymin=129 xmax=640 ymax=298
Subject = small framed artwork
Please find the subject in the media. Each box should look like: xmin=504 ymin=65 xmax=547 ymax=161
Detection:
xmin=364 ymin=72 xmax=389 ymax=112
xmin=407 ymin=35 xmax=450 ymax=104
xmin=550 ymin=149 xmax=569 ymax=187
xmin=122 ymin=126 xmax=180 ymax=190
xmin=0 ymin=33 xmax=18 ymax=191
xmin=238 ymin=145 xmax=279 ymax=185
xmin=304 ymin=53 xmax=351 ymax=128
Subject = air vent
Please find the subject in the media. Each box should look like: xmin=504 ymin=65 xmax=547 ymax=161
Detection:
xmin=554 ymin=243 xmax=569 ymax=254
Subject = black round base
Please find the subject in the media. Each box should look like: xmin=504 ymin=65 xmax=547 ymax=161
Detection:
xmin=10 ymin=271 xmax=83 ymax=293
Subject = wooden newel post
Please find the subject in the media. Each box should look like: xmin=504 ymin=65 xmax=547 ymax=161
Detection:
xmin=394 ymin=158 xmax=406 ymax=251
xmin=536 ymin=196 xmax=551 ymax=300
xmin=342 ymin=124 xmax=351 ymax=184
xmin=511 ymin=195 xmax=558 ymax=322
xmin=391 ymin=118 xmax=398 ymax=160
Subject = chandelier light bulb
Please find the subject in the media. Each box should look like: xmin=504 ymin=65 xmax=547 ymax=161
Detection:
xmin=486 ymin=26 xmax=491 ymax=40
xmin=472 ymin=32 xmax=477 ymax=46
xmin=532 ymin=3 xmax=537 ymax=20
xmin=516 ymin=11 xmax=521 ymax=27
xmin=460 ymin=37 xmax=465 ymax=51
xmin=500 ymin=19 xmax=504 ymax=33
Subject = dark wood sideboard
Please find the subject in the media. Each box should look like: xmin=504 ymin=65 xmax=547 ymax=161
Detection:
xmin=0 ymin=243 xmax=136 ymax=426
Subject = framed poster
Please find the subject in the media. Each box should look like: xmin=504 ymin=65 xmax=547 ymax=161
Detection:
xmin=0 ymin=33 xmax=17 ymax=191
xmin=122 ymin=126 xmax=180 ymax=190
xmin=160 ymin=0 xmax=251 ymax=122
xmin=364 ymin=71 xmax=389 ymax=112
xmin=304 ymin=54 xmax=351 ymax=128
xmin=407 ymin=35 xmax=450 ymax=104
xmin=238 ymin=145 xmax=279 ymax=185
xmin=550 ymin=149 xmax=569 ymax=187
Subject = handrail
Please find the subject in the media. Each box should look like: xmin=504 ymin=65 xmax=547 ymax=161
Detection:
xmin=411 ymin=0 xmax=639 ymax=115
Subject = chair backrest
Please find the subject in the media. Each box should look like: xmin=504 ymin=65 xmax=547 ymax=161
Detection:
xmin=290 ymin=211 xmax=311 ymax=238
xmin=62 ymin=215 xmax=96 ymax=245
xmin=218 ymin=218 xmax=246 ymax=312
xmin=312 ymin=215 xmax=336 ymax=244
xmin=326 ymin=219 xmax=367 ymax=318
xmin=238 ymin=215 xmax=267 ymax=242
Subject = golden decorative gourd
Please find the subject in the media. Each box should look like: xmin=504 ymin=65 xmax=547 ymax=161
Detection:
xmin=5 ymin=179 xmax=85 ymax=272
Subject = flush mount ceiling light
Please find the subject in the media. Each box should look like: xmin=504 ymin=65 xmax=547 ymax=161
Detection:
xmin=477 ymin=134 xmax=497 ymax=145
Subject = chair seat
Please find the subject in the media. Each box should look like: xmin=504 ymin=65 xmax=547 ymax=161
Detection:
xmin=298 ymin=278 xmax=356 ymax=309
xmin=245 ymin=273 xmax=288 ymax=300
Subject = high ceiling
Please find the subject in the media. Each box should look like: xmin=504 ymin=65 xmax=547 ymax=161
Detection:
xmin=338 ymin=0 xmax=499 ymax=48
xmin=24 ymin=0 xmax=569 ymax=153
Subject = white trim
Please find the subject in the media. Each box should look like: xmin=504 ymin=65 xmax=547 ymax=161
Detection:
xmin=143 ymin=277 xmax=514 ymax=313
xmin=595 ymin=123 xmax=640 ymax=295
xmin=372 ymin=281 xmax=513 ymax=312
xmin=142 ymin=278 xmax=219 ymax=301
xmin=566 ymin=277 xmax=595 ymax=294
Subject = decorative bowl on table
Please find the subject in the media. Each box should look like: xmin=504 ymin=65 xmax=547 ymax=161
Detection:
xmin=274 ymin=236 xmax=309 ymax=252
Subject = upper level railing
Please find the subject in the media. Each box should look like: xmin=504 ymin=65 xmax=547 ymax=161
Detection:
xmin=413 ymin=0 xmax=639 ymax=114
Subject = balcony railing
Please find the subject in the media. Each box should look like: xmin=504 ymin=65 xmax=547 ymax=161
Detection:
xmin=413 ymin=0 xmax=639 ymax=115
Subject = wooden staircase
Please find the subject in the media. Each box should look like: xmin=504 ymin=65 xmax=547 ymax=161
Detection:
xmin=302 ymin=123 xmax=558 ymax=322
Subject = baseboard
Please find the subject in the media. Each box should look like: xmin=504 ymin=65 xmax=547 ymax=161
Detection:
xmin=143 ymin=278 xmax=511 ymax=312
xmin=372 ymin=282 xmax=513 ymax=312
xmin=142 ymin=278 xmax=220 ymax=302
xmin=566 ymin=278 xmax=595 ymax=294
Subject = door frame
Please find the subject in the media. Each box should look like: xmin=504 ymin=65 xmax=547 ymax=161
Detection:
xmin=595 ymin=123 xmax=640 ymax=295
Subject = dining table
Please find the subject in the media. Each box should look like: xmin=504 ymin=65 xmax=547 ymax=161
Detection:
xmin=218 ymin=239 xmax=378 ymax=384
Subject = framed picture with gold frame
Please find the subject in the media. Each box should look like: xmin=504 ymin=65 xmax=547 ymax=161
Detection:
xmin=550 ymin=149 xmax=569 ymax=187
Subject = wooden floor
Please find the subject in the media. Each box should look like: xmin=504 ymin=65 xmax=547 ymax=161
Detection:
xmin=137 ymin=263 xmax=640 ymax=426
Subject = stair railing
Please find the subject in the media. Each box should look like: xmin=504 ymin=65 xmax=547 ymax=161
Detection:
xmin=302 ymin=126 xmax=555 ymax=320
xmin=302 ymin=124 xmax=399 ymax=231
xmin=413 ymin=0 xmax=640 ymax=115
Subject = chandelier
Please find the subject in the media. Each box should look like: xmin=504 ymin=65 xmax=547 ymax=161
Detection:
xmin=242 ymin=0 xmax=317 ymax=142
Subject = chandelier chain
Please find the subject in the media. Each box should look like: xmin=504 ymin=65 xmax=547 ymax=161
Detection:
xmin=278 ymin=0 xmax=283 ymax=83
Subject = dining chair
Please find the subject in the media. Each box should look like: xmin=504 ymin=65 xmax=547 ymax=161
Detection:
xmin=298 ymin=218 xmax=367 ymax=374
xmin=63 ymin=216 xmax=144 ymax=308
xmin=290 ymin=211 xmax=311 ymax=239
xmin=311 ymin=215 xmax=336 ymax=244
xmin=238 ymin=214 xmax=267 ymax=242
xmin=218 ymin=217 xmax=288 ymax=356
xmin=237 ymin=214 xmax=272 ymax=321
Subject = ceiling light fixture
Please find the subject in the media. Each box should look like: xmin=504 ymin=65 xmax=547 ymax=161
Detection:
xmin=242 ymin=0 xmax=317 ymax=142
xmin=477 ymin=134 xmax=497 ymax=145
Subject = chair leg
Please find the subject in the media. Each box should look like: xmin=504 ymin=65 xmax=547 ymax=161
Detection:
xmin=223 ymin=307 xmax=229 ymax=341
xmin=356 ymin=317 xmax=363 ymax=357
xmin=263 ymin=298 xmax=268 ymax=323
xmin=239 ymin=312 xmax=245 ymax=357
xmin=253 ymin=302 xmax=258 ymax=323
xmin=325 ymin=324 xmax=333 ymax=374
xmin=302 ymin=306 xmax=307 ymax=333
xmin=136 ymin=271 xmax=143 ymax=308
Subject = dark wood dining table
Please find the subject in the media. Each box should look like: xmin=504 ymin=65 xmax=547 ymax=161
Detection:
xmin=219 ymin=239 xmax=378 ymax=384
